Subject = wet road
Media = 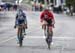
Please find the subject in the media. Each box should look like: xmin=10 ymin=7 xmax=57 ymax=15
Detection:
xmin=0 ymin=11 xmax=75 ymax=53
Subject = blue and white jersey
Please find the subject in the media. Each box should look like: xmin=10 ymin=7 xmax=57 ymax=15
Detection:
xmin=17 ymin=14 xmax=25 ymax=21
xmin=15 ymin=12 xmax=27 ymax=25
xmin=15 ymin=9 xmax=27 ymax=25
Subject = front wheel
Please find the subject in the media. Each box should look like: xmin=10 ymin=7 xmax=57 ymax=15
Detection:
xmin=19 ymin=28 xmax=23 ymax=47
xmin=46 ymin=30 xmax=53 ymax=49
xmin=46 ymin=37 xmax=51 ymax=49
xmin=19 ymin=38 xmax=23 ymax=47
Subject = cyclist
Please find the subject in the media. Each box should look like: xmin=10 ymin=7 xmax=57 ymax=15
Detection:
xmin=40 ymin=8 xmax=55 ymax=48
xmin=14 ymin=9 xmax=27 ymax=43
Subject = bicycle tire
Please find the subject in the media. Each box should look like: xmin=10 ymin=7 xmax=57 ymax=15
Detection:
xmin=19 ymin=28 xmax=23 ymax=47
xmin=46 ymin=37 xmax=51 ymax=49
xmin=19 ymin=38 xmax=22 ymax=47
xmin=46 ymin=26 xmax=52 ymax=49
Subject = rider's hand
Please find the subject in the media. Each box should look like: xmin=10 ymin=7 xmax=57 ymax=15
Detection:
xmin=14 ymin=25 xmax=16 ymax=28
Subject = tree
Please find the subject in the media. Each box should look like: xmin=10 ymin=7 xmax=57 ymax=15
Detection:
xmin=66 ymin=0 xmax=75 ymax=16
xmin=38 ymin=0 xmax=44 ymax=4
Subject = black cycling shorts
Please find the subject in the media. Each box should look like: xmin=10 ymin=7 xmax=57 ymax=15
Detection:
xmin=18 ymin=19 xmax=24 ymax=25
xmin=44 ymin=19 xmax=52 ymax=26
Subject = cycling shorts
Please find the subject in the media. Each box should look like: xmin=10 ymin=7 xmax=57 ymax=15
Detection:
xmin=16 ymin=19 xmax=25 ymax=25
xmin=44 ymin=19 xmax=52 ymax=26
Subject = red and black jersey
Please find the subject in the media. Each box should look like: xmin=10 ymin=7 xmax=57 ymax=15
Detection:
xmin=40 ymin=10 xmax=54 ymax=22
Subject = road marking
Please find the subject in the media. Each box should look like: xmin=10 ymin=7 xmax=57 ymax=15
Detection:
xmin=0 ymin=35 xmax=75 ymax=44
xmin=0 ymin=36 xmax=16 ymax=44
xmin=25 ymin=36 xmax=75 ymax=40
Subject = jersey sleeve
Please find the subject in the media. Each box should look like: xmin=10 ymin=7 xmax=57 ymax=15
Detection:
xmin=40 ymin=12 xmax=44 ymax=22
xmin=49 ymin=12 xmax=54 ymax=19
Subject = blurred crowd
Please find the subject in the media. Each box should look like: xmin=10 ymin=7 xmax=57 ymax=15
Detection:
xmin=0 ymin=3 xmax=18 ymax=11
xmin=32 ymin=2 xmax=63 ymax=13
xmin=32 ymin=3 xmax=43 ymax=11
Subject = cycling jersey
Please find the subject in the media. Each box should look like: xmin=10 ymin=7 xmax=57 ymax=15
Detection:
xmin=40 ymin=10 xmax=54 ymax=26
xmin=40 ymin=10 xmax=54 ymax=22
xmin=15 ymin=12 xmax=27 ymax=25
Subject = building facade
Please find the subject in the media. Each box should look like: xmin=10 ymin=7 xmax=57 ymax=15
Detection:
xmin=50 ymin=0 xmax=66 ymax=7
xmin=2 ymin=0 xmax=16 ymax=3
xmin=33 ymin=0 xmax=66 ymax=7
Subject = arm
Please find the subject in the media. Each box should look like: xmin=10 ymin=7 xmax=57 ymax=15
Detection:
xmin=48 ymin=12 xmax=55 ymax=28
xmin=23 ymin=13 xmax=27 ymax=24
xmin=15 ymin=14 xmax=18 ymax=25
xmin=40 ymin=12 xmax=44 ymax=22
xmin=25 ymin=17 xmax=27 ymax=24
xmin=23 ymin=13 xmax=28 ymax=29
xmin=50 ymin=12 xmax=55 ymax=28
xmin=49 ymin=12 xmax=55 ymax=24
xmin=14 ymin=14 xmax=18 ymax=28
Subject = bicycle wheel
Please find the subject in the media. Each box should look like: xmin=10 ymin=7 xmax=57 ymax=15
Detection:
xmin=46 ymin=36 xmax=51 ymax=49
xmin=19 ymin=38 xmax=22 ymax=47
xmin=46 ymin=26 xmax=52 ymax=49
xmin=19 ymin=28 xmax=23 ymax=47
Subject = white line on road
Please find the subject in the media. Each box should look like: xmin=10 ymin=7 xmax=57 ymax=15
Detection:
xmin=0 ymin=36 xmax=75 ymax=44
xmin=25 ymin=36 xmax=75 ymax=40
xmin=0 ymin=36 xmax=16 ymax=44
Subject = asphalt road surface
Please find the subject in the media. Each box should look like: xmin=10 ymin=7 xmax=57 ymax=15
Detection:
xmin=0 ymin=11 xmax=75 ymax=53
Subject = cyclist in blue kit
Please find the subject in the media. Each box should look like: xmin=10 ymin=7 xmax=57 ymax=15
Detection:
xmin=14 ymin=9 xmax=28 ymax=43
